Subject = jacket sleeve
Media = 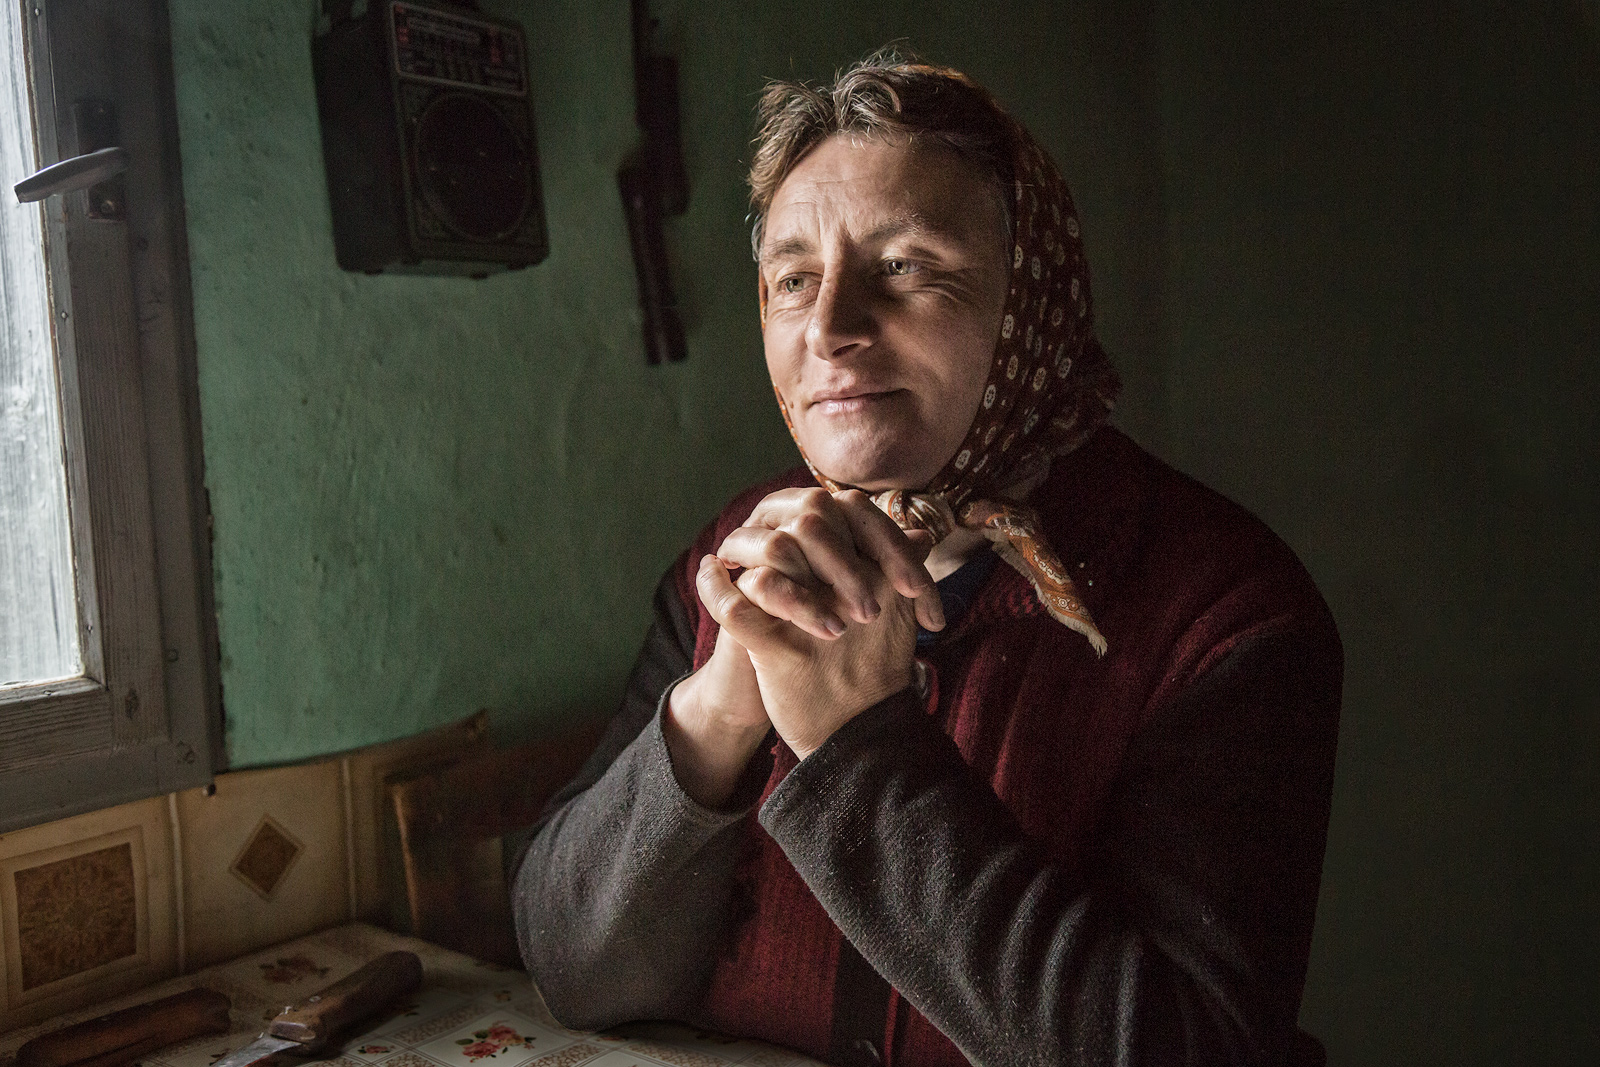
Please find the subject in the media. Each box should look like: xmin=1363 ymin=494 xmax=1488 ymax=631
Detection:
xmin=758 ymin=622 xmax=1341 ymax=1066
xmin=507 ymin=564 xmax=776 ymax=1030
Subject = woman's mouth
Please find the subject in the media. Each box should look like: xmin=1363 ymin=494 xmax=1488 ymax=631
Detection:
xmin=809 ymin=387 xmax=900 ymax=415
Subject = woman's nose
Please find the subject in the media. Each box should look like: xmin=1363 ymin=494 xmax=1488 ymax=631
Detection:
xmin=806 ymin=273 xmax=878 ymax=361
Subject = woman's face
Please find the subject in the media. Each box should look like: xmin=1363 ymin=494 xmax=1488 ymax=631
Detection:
xmin=759 ymin=134 xmax=1010 ymax=491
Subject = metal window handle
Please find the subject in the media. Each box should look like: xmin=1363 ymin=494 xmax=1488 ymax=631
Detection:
xmin=14 ymin=146 xmax=128 ymax=203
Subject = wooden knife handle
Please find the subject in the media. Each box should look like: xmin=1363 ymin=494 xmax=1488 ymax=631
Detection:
xmin=16 ymin=988 xmax=232 ymax=1067
xmin=267 ymin=951 xmax=423 ymax=1050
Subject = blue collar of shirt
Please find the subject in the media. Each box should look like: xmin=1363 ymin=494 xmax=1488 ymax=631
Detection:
xmin=916 ymin=546 xmax=1000 ymax=651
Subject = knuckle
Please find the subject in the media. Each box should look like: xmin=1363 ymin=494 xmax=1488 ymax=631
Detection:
xmin=767 ymin=529 xmax=804 ymax=565
xmin=746 ymin=492 xmax=788 ymax=527
xmin=719 ymin=584 xmax=754 ymax=618
xmin=746 ymin=567 xmax=781 ymax=596
xmin=747 ymin=567 xmax=799 ymax=605
xmin=834 ymin=489 xmax=870 ymax=508
xmin=790 ymin=511 xmax=831 ymax=541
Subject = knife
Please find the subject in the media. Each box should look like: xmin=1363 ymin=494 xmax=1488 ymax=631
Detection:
xmin=213 ymin=951 xmax=424 ymax=1067
xmin=16 ymin=988 xmax=232 ymax=1067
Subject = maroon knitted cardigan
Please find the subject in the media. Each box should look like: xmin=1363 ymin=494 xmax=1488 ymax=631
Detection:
xmin=666 ymin=427 xmax=1341 ymax=1065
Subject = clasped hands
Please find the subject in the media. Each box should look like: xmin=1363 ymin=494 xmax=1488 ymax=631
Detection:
xmin=665 ymin=488 xmax=946 ymax=807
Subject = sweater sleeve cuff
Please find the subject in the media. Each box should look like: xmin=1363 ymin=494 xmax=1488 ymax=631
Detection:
xmin=758 ymin=686 xmax=942 ymax=832
xmin=649 ymin=675 xmax=776 ymax=823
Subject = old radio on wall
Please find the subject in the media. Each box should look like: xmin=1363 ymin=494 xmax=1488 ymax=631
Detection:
xmin=313 ymin=0 xmax=549 ymax=276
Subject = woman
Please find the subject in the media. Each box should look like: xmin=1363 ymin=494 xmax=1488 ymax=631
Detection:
xmin=511 ymin=51 xmax=1340 ymax=1067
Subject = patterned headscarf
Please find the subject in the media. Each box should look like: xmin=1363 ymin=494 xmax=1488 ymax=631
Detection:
xmin=766 ymin=110 xmax=1121 ymax=655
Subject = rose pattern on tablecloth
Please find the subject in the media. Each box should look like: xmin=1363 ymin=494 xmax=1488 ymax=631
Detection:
xmin=0 ymin=924 xmax=831 ymax=1067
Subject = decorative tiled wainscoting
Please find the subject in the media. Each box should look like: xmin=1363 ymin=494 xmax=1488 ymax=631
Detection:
xmin=0 ymin=714 xmax=488 ymax=1032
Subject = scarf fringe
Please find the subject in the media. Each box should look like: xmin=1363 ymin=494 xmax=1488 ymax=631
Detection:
xmin=986 ymin=533 xmax=1108 ymax=658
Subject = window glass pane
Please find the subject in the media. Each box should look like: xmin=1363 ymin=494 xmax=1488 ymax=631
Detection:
xmin=0 ymin=3 xmax=79 ymax=688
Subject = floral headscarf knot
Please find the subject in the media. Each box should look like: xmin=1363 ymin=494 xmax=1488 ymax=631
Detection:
xmin=773 ymin=108 xmax=1121 ymax=656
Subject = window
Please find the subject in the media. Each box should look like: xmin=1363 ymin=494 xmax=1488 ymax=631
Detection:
xmin=0 ymin=0 xmax=217 ymax=831
xmin=0 ymin=2 xmax=75 ymax=689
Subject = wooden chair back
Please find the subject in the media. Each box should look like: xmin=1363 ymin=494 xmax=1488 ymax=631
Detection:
xmin=387 ymin=723 xmax=604 ymax=967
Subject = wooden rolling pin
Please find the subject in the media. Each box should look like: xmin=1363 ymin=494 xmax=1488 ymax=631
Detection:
xmin=16 ymin=988 xmax=232 ymax=1067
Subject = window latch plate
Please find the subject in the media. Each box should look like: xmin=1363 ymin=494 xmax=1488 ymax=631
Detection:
xmin=14 ymin=99 xmax=128 ymax=218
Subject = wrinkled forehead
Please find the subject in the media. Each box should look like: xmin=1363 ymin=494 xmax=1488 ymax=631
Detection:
xmin=759 ymin=134 xmax=1009 ymax=261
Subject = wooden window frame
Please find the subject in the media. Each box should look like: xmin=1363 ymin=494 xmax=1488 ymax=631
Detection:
xmin=0 ymin=0 xmax=219 ymax=831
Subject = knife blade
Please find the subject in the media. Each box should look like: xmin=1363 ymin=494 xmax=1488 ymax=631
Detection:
xmin=213 ymin=951 xmax=423 ymax=1067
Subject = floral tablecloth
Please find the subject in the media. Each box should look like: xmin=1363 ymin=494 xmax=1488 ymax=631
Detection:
xmin=0 ymin=924 xmax=829 ymax=1067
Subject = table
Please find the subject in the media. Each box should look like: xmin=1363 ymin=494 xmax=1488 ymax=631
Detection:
xmin=0 ymin=925 xmax=829 ymax=1067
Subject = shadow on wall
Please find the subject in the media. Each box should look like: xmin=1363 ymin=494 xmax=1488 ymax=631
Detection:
xmin=1153 ymin=3 xmax=1600 ymax=1066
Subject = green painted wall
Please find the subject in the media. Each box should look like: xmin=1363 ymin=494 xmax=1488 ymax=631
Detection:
xmin=1154 ymin=3 xmax=1599 ymax=1064
xmin=167 ymin=1 xmax=1163 ymax=764
xmin=171 ymin=0 xmax=759 ymax=764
